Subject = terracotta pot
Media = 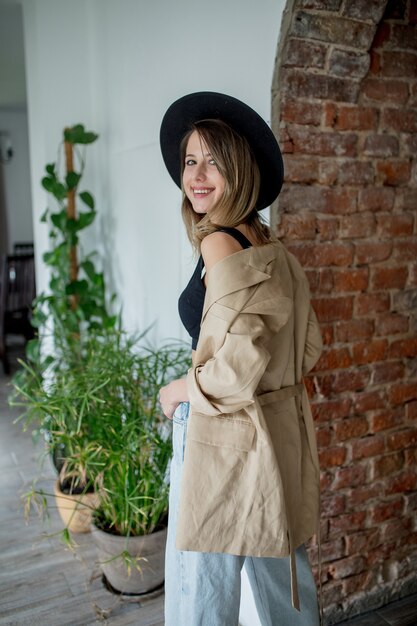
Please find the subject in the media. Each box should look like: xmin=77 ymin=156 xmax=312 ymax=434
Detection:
xmin=54 ymin=479 xmax=99 ymax=533
xmin=90 ymin=522 xmax=167 ymax=594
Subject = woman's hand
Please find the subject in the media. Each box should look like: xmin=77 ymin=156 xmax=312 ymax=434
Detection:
xmin=159 ymin=377 xmax=189 ymax=420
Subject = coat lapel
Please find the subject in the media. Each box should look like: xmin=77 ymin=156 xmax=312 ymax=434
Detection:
xmin=201 ymin=242 xmax=279 ymax=321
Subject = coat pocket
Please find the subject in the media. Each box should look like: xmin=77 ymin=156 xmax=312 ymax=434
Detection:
xmin=187 ymin=410 xmax=255 ymax=452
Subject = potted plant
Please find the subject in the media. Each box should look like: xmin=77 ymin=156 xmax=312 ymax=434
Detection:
xmin=10 ymin=123 xmax=118 ymax=529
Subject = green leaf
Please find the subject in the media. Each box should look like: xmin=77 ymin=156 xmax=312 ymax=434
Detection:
xmin=80 ymin=260 xmax=96 ymax=281
xmin=40 ymin=209 xmax=49 ymax=223
xmin=66 ymin=171 xmax=82 ymax=190
xmin=51 ymin=210 xmax=67 ymax=231
xmin=51 ymin=181 xmax=67 ymax=201
xmin=45 ymin=163 xmax=55 ymax=176
xmin=64 ymin=124 xmax=98 ymax=145
xmin=65 ymin=280 xmax=89 ymax=296
xmin=79 ymin=191 xmax=94 ymax=210
xmin=41 ymin=176 xmax=54 ymax=192
xmin=26 ymin=339 xmax=40 ymax=363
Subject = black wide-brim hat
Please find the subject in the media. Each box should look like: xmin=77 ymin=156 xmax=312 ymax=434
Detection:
xmin=159 ymin=91 xmax=284 ymax=211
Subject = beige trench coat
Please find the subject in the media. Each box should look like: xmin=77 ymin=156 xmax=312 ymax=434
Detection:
xmin=176 ymin=240 xmax=322 ymax=603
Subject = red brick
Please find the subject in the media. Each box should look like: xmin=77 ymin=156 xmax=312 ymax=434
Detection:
xmin=376 ymin=160 xmax=412 ymax=186
xmin=406 ymin=401 xmax=417 ymax=421
xmin=364 ymin=134 xmax=399 ymax=158
xmin=354 ymin=391 xmax=386 ymax=413
xmin=390 ymin=23 xmax=417 ymax=48
xmin=312 ymin=398 xmax=352 ymax=423
xmin=316 ymin=217 xmax=339 ymax=240
xmin=283 ymin=156 xmax=318 ymax=184
xmin=338 ymin=161 xmax=374 ymax=186
xmin=352 ymin=340 xmax=388 ymax=365
xmin=321 ymin=494 xmax=346 ymax=517
xmin=288 ymin=125 xmax=358 ymax=157
xmin=334 ymin=417 xmax=368 ymax=441
xmin=333 ymin=464 xmax=367 ymax=488
xmin=404 ymin=135 xmax=417 ymax=159
xmin=404 ymin=189 xmax=417 ymax=211
xmin=308 ymin=538 xmax=345 ymax=567
xmin=329 ymin=511 xmax=367 ymax=535
xmin=277 ymin=213 xmax=316 ymax=240
xmin=280 ymin=100 xmax=322 ymax=126
xmin=355 ymin=241 xmax=393 ymax=264
xmin=389 ymin=383 xmax=417 ymax=406
xmin=378 ymin=51 xmax=417 ymax=78
xmin=287 ymin=243 xmax=354 ymax=269
xmin=332 ymin=367 xmax=371 ymax=393
xmin=376 ymin=214 xmax=414 ymax=238
xmin=356 ymin=293 xmax=390 ymax=316
xmin=328 ymin=555 xmax=366 ymax=580
xmin=375 ymin=314 xmax=409 ymax=337
xmin=372 ymin=362 xmax=406 ymax=385
xmin=382 ymin=109 xmax=417 ymax=134
xmin=370 ymin=409 xmax=403 ymax=433
xmin=335 ymin=106 xmax=378 ymax=131
xmin=352 ymin=436 xmax=385 ymax=460
xmin=317 ymin=268 xmax=334 ymax=294
xmin=404 ymin=492 xmax=417 ymax=514
xmin=328 ymin=49 xmax=370 ymax=80
xmin=358 ymin=187 xmax=395 ymax=212
xmin=372 ymin=452 xmax=404 ymax=479
xmin=372 ymin=267 xmax=408 ymax=290
xmin=333 ymin=268 xmax=369 ymax=292
xmin=312 ymin=296 xmax=354 ymax=322
xmin=345 ymin=530 xmax=380 ymax=555
xmin=279 ymin=185 xmax=357 ymax=215
xmin=315 ymin=347 xmax=352 ymax=371
xmin=339 ymin=214 xmax=376 ymax=239
xmin=335 ymin=319 xmax=374 ymax=342
xmin=389 ymin=339 xmax=417 ymax=359
xmin=282 ymin=68 xmax=360 ymax=104
xmin=405 ymin=448 xmax=417 ymax=467
xmin=362 ymin=78 xmax=409 ymax=105
xmin=349 ymin=484 xmax=382 ymax=506
xmin=316 ymin=428 xmax=332 ymax=448
xmin=322 ymin=581 xmax=344 ymax=605
xmin=318 ymin=160 xmax=339 ymax=186
xmin=371 ymin=499 xmax=404 ymax=524
xmin=393 ymin=240 xmax=417 ymax=263
xmin=319 ymin=446 xmax=347 ymax=468
xmin=386 ymin=470 xmax=417 ymax=495
xmin=321 ymin=324 xmax=335 ymax=346
xmin=283 ymin=39 xmax=327 ymax=70
xmin=387 ymin=429 xmax=417 ymax=451
xmin=381 ymin=517 xmax=412 ymax=541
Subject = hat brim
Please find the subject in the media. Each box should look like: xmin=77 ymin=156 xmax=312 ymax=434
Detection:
xmin=159 ymin=91 xmax=283 ymax=211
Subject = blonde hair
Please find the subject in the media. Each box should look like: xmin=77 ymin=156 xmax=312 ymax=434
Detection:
xmin=180 ymin=119 xmax=275 ymax=253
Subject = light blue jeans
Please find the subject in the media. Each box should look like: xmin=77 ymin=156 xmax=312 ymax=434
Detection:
xmin=164 ymin=401 xmax=320 ymax=626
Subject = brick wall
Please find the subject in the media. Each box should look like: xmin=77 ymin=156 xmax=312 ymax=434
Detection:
xmin=272 ymin=0 xmax=417 ymax=622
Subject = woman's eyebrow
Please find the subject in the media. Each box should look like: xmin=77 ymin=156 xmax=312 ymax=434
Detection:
xmin=185 ymin=152 xmax=212 ymax=157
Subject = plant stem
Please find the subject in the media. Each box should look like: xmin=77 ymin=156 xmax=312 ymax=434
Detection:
xmin=64 ymin=127 xmax=79 ymax=310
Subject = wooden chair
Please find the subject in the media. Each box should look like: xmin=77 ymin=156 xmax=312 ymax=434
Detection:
xmin=0 ymin=253 xmax=36 ymax=374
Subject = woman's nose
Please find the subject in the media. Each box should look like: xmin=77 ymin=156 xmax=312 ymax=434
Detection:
xmin=194 ymin=162 xmax=207 ymax=180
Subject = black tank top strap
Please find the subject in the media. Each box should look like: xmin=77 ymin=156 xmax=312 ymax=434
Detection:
xmin=215 ymin=226 xmax=253 ymax=249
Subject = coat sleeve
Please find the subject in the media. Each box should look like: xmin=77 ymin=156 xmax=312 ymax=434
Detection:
xmin=186 ymin=295 xmax=293 ymax=417
xmin=302 ymin=304 xmax=323 ymax=375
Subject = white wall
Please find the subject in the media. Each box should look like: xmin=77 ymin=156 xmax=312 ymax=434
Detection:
xmin=21 ymin=1 xmax=286 ymax=623
xmin=0 ymin=108 xmax=33 ymax=251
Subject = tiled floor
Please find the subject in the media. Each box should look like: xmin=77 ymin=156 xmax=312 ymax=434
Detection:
xmin=1 ymin=345 xmax=417 ymax=625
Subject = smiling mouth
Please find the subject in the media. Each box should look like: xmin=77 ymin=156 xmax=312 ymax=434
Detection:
xmin=192 ymin=188 xmax=214 ymax=195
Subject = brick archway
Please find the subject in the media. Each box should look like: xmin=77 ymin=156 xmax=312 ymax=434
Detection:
xmin=272 ymin=0 xmax=417 ymax=622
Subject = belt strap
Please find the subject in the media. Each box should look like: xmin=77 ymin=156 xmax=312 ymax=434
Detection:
xmin=257 ymin=383 xmax=304 ymax=407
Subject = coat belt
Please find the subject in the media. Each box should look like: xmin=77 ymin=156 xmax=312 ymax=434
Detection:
xmin=257 ymin=383 xmax=304 ymax=406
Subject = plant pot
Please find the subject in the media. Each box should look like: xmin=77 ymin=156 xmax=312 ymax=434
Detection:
xmin=90 ymin=522 xmax=168 ymax=594
xmin=54 ymin=479 xmax=99 ymax=533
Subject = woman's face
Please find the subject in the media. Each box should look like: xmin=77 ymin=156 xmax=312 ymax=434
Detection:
xmin=182 ymin=130 xmax=225 ymax=214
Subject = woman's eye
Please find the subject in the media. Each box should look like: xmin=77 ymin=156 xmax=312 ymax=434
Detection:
xmin=208 ymin=159 xmax=217 ymax=166
xmin=185 ymin=159 xmax=196 ymax=166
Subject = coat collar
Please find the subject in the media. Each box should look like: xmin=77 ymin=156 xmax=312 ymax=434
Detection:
xmin=202 ymin=242 xmax=279 ymax=320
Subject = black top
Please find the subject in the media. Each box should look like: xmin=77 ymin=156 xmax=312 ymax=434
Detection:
xmin=178 ymin=227 xmax=253 ymax=349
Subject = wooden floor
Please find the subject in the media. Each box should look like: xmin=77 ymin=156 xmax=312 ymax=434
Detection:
xmin=1 ymin=345 xmax=417 ymax=626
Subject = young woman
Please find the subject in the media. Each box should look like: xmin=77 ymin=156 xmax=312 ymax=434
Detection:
xmin=159 ymin=92 xmax=323 ymax=626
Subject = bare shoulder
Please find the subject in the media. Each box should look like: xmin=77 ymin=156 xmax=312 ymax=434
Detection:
xmin=201 ymin=231 xmax=243 ymax=273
